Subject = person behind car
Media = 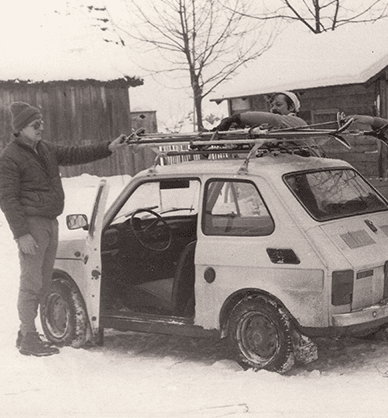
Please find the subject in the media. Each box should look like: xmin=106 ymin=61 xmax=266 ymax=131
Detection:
xmin=0 ymin=102 xmax=128 ymax=357
xmin=213 ymin=91 xmax=307 ymax=131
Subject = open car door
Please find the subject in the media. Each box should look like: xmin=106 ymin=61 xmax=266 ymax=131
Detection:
xmin=79 ymin=179 xmax=109 ymax=338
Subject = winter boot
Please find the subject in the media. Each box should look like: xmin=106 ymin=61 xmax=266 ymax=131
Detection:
xmin=16 ymin=331 xmax=22 ymax=349
xmin=19 ymin=332 xmax=59 ymax=357
xmin=16 ymin=331 xmax=53 ymax=350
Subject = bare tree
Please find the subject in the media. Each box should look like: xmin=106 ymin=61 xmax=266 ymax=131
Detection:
xmin=82 ymin=0 xmax=277 ymax=131
xmin=248 ymin=0 xmax=388 ymax=34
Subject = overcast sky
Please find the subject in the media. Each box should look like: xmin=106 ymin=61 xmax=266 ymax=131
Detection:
xmin=0 ymin=0 xmax=227 ymax=130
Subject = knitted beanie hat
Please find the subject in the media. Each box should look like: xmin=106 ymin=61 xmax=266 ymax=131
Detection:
xmin=9 ymin=102 xmax=42 ymax=133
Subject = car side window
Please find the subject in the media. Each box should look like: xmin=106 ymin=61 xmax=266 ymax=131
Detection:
xmin=202 ymin=179 xmax=274 ymax=236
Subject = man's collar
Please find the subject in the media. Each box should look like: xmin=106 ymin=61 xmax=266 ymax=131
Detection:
xmin=14 ymin=136 xmax=41 ymax=152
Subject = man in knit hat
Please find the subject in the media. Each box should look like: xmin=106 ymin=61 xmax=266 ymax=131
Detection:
xmin=0 ymin=102 xmax=128 ymax=357
xmin=213 ymin=91 xmax=306 ymax=131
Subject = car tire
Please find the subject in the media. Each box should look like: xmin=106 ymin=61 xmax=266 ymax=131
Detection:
xmin=227 ymin=295 xmax=295 ymax=373
xmin=40 ymin=279 xmax=89 ymax=348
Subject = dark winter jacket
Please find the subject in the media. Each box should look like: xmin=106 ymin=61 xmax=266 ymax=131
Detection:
xmin=0 ymin=137 xmax=112 ymax=239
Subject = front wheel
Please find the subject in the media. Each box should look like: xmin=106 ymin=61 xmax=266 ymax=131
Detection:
xmin=40 ymin=279 xmax=89 ymax=348
xmin=227 ymin=295 xmax=294 ymax=373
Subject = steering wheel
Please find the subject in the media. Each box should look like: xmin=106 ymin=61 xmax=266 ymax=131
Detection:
xmin=130 ymin=208 xmax=173 ymax=251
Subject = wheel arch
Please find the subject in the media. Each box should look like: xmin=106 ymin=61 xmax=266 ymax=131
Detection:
xmin=52 ymin=268 xmax=81 ymax=289
xmin=219 ymin=288 xmax=298 ymax=338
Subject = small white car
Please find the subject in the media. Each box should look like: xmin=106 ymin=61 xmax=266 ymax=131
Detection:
xmin=41 ymin=136 xmax=388 ymax=373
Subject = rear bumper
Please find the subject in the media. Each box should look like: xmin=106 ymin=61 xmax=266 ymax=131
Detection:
xmin=332 ymin=299 xmax=388 ymax=327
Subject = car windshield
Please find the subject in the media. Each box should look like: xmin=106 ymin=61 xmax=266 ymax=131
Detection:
xmin=284 ymin=169 xmax=388 ymax=221
xmin=112 ymin=179 xmax=200 ymax=224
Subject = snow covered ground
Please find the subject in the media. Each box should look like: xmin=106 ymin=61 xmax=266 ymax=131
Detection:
xmin=2 ymin=174 xmax=388 ymax=418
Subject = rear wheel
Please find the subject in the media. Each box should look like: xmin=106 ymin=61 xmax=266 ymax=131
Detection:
xmin=227 ymin=295 xmax=294 ymax=373
xmin=40 ymin=279 xmax=89 ymax=348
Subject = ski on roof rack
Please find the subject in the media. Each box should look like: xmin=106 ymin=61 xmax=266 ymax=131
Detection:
xmin=127 ymin=118 xmax=388 ymax=166
xmin=126 ymin=118 xmax=355 ymax=150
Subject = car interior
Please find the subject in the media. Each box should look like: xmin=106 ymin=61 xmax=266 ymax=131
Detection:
xmin=100 ymin=179 xmax=199 ymax=318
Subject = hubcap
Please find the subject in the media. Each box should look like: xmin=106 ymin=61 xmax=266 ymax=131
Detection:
xmin=46 ymin=293 xmax=70 ymax=338
xmin=240 ymin=312 xmax=279 ymax=363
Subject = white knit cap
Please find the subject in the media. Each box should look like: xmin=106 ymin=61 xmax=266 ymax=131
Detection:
xmin=276 ymin=91 xmax=301 ymax=112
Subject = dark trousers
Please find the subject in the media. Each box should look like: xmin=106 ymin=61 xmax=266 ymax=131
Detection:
xmin=17 ymin=216 xmax=58 ymax=336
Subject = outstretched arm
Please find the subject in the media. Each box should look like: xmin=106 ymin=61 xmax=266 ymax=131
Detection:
xmin=214 ymin=112 xmax=306 ymax=131
xmin=347 ymin=115 xmax=388 ymax=130
xmin=239 ymin=112 xmax=295 ymax=128
xmin=54 ymin=134 xmax=129 ymax=166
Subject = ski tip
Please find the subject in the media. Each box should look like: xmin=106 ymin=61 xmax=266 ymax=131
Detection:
xmin=333 ymin=134 xmax=351 ymax=149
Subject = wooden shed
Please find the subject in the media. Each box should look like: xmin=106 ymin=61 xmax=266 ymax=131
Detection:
xmin=0 ymin=77 xmax=144 ymax=177
xmin=210 ymin=21 xmax=388 ymax=193
xmin=0 ymin=11 xmax=154 ymax=177
xmin=212 ymin=79 xmax=383 ymax=172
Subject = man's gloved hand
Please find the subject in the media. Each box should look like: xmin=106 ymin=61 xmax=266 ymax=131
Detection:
xmin=17 ymin=233 xmax=38 ymax=255
xmin=212 ymin=114 xmax=242 ymax=131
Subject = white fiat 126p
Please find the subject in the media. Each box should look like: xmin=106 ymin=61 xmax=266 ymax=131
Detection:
xmin=40 ymin=130 xmax=388 ymax=373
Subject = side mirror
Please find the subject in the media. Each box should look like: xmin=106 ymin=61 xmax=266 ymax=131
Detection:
xmin=66 ymin=214 xmax=89 ymax=230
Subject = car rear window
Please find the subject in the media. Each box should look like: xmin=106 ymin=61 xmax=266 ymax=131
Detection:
xmin=284 ymin=169 xmax=388 ymax=221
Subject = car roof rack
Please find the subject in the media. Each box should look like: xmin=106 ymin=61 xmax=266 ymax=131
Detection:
xmin=125 ymin=119 xmax=385 ymax=174
xmin=128 ymin=119 xmax=354 ymax=148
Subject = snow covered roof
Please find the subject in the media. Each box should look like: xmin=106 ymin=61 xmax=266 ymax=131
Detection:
xmin=210 ymin=20 xmax=388 ymax=102
xmin=0 ymin=4 xmax=141 ymax=84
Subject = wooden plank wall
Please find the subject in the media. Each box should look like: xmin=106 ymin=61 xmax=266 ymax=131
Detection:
xmin=0 ymin=81 xmax=154 ymax=178
xmin=321 ymin=136 xmax=380 ymax=177
xmin=305 ymin=83 xmax=388 ymax=179
xmin=248 ymin=83 xmax=376 ymax=125
xmin=298 ymin=84 xmax=376 ymax=124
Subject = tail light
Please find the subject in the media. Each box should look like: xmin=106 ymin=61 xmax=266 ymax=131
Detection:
xmin=332 ymin=270 xmax=353 ymax=306
xmin=384 ymin=262 xmax=388 ymax=299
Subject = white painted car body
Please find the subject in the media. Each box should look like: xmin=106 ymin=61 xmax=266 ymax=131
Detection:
xmin=54 ymin=154 xmax=388 ymax=342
